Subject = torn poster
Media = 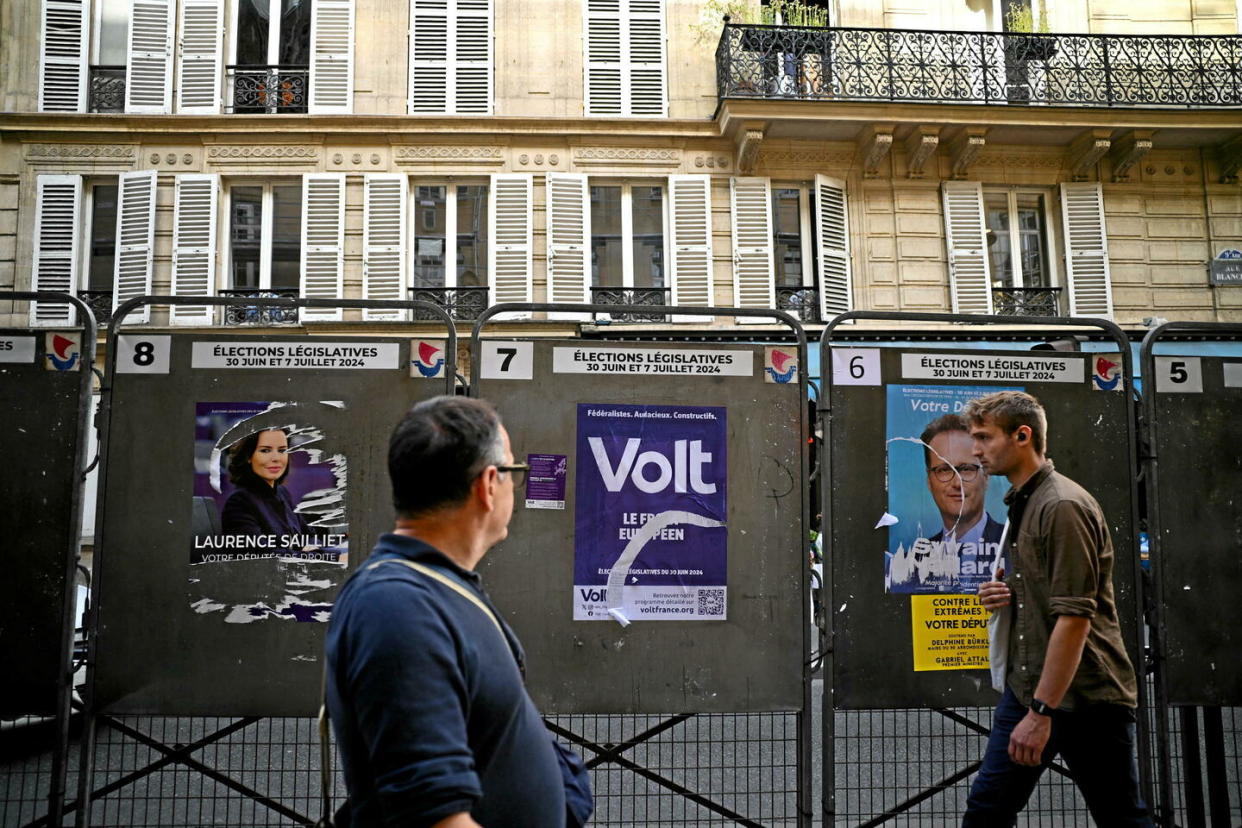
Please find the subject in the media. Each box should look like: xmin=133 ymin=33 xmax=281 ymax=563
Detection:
xmin=573 ymin=403 xmax=727 ymax=621
xmin=885 ymin=385 xmax=1016 ymax=594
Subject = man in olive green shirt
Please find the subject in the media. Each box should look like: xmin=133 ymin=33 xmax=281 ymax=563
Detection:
xmin=962 ymin=391 xmax=1152 ymax=827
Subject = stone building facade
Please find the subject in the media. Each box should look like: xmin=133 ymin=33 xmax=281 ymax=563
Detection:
xmin=1 ymin=0 xmax=1241 ymax=335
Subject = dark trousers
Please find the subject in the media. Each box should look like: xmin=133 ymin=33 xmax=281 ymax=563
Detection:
xmin=963 ymin=687 xmax=1153 ymax=827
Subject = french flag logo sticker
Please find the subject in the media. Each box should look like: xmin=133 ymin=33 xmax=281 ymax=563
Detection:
xmin=764 ymin=347 xmax=798 ymax=384
xmin=45 ymin=333 xmax=81 ymax=372
xmin=410 ymin=340 xmax=446 ymax=379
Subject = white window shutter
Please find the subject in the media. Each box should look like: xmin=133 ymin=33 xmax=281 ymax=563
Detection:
xmin=815 ymin=174 xmax=853 ymax=319
xmin=177 ymin=0 xmax=223 ymax=113
xmin=30 ymin=175 xmax=83 ymax=326
xmin=409 ymin=0 xmax=449 ymax=113
xmin=668 ymin=174 xmax=713 ymax=322
xmin=545 ymin=172 xmax=591 ymax=319
xmin=301 ymin=173 xmax=346 ymax=321
xmin=363 ymin=174 xmax=409 ymax=321
xmin=113 ymin=170 xmax=159 ymax=324
xmin=310 ymin=0 xmax=355 ymax=114
xmin=126 ymin=0 xmax=175 ymax=113
xmin=1060 ymin=182 xmax=1113 ymax=318
xmin=584 ymin=0 xmax=622 ymax=115
xmin=941 ymin=181 xmax=993 ymax=315
xmin=488 ymin=174 xmax=533 ymax=317
xmin=627 ymin=0 xmax=666 ymax=116
xmin=39 ymin=0 xmax=88 ymax=112
xmin=453 ymin=0 xmax=492 ymax=114
xmin=729 ymin=176 xmax=774 ymax=316
xmin=171 ymin=174 xmax=218 ymax=326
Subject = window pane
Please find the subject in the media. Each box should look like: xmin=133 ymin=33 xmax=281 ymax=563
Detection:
xmin=87 ymin=184 xmax=118 ymax=291
xmin=236 ymin=0 xmax=270 ymax=66
xmin=279 ymin=0 xmax=311 ymax=65
xmin=1015 ymin=193 xmax=1049 ymax=288
xmin=229 ymin=186 xmax=263 ymax=289
xmin=456 ymin=185 xmax=488 ymax=288
xmin=772 ymin=187 xmax=802 ymax=288
xmin=590 ymin=186 xmax=623 ymax=287
xmin=414 ymin=186 xmax=447 ymax=288
xmin=631 ymin=186 xmax=664 ymax=288
xmin=97 ymin=0 xmax=129 ymax=65
xmin=984 ymin=193 xmax=1013 ymax=288
xmin=271 ymin=185 xmax=302 ymax=290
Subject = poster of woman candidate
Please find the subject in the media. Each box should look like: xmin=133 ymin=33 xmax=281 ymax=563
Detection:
xmin=885 ymin=385 xmax=1018 ymax=594
xmin=191 ymin=401 xmax=348 ymax=567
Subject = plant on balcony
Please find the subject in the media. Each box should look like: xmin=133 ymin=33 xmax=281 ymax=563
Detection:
xmin=693 ymin=0 xmax=830 ymax=44
xmin=1003 ymin=1 xmax=1056 ymax=62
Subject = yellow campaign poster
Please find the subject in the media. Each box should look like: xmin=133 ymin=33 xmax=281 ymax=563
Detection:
xmin=910 ymin=594 xmax=990 ymax=671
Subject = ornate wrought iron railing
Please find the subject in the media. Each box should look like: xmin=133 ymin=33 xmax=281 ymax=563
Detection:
xmin=226 ymin=65 xmax=309 ymax=114
xmin=590 ymin=286 xmax=672 ymax=322
xmin=775 ymin=286 xmax=821 ymax=323
xmin=716 ymin=23 xmax=1242 ymax=107
xmin=77 ymin=290 xmax=114 ymax=323
xmin=89 ymin=66 xmax=125 ymax=113
xmin=992 ymin=286 xmax=1063 ymax=316
xmin=219 ymin=288 xmax=301 ymax=325
xmin=409 ymin=287 xmax=490 ymax=321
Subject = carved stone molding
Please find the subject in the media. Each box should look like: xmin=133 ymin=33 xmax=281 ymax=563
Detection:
xmin=736 ymin=128 xmax=766 ymax=175
xmin=26 ymin=144 xmax=135 ymax=160
xmin=974 ymin=152 xmax=1062 ymax=170
xmin=572 ymin=146 xmax=681 ymax=167
xmin=392 ymin=145 xmax=504 ymax=166
xmin=1068 ymin=129 xmax=1112 ymax=181
xmin=949 ymin=128 xmax=987 ymax=179
xmin=757 ymin=150 xmax=855 ymax=172
xmin=857 ymin=125 xmax=894 ymax=179
xmin=207 ymin=145 xmax=319 ymax=165
xmin=1109 ymin=130 xmax=1154 ymax=182
xmin=904 ymin=126 xmax=940 ymax=179
xmin=1215 ymin=136 xmax=1242 ymax=184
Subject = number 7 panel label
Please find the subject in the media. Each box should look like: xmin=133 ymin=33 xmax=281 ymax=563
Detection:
xmin=480 ymin=341 xmax=534 ymax=380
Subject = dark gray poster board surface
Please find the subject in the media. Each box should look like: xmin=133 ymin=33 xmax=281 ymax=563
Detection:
xmin=476 ymin=338 xmax=806 ymax=714
xmin=0 ymin=328 xmax=88 ymax=716
xmin=93 ymin=333 xmax=446 ymax=716
xmin=828 ymin=346 xmax=1141 ymax=709
xmin=1149 ymin=354 xmax=1242 ymax=705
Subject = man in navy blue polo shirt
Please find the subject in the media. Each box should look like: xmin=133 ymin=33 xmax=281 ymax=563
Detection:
xmin=326 ymin=396 xmax=589 ymax=828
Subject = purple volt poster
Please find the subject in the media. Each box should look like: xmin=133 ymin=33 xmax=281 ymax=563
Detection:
xmin=574 ymin=403 xmax=727 ymax=622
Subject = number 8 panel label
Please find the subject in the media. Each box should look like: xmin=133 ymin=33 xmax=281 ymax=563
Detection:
xmin=117 ymin=335 xmax=172 ymax=374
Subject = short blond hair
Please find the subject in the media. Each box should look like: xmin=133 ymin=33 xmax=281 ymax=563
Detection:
xmin=962 ymin=391 xmax=1047 ymax=455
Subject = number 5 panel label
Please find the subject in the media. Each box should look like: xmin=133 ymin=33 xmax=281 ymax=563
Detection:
xmin=480 ymin=341 xmax=534 ymax=380
xmin=831 ymin=348 xmax=881 ymax=386
xmin=116 ymin=335 xmax=171 ymax=374
xmin=1154 ymin=356 xmax=1203 ymax=393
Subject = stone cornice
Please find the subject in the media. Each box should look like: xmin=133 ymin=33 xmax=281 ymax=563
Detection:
xmin=572 ymin=146 xmax=683 ymax=167
xmin=393 ymin=145 xmax=506 ymax=167
xmin=206 ymin=144 xmax=320 ymax=165
xmin=25 ymin=143 xmax=136 ymax=160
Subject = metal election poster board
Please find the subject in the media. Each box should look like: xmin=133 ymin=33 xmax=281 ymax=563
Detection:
xmin=0 ymin=328 xmax=89 ymax=716
xmin=475 ymin=338 xmax=807 ymax=714
xmin=1148 ymin=352 xmax=1242 ymax=705
xmin=827 ymin=344 xmax=1141 ymax=709
xmin=92 ymin=333 xmax=448 ymax=716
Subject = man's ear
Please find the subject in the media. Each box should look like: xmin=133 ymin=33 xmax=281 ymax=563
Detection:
xmin=475 ymin=465 xmax=498 ymax=512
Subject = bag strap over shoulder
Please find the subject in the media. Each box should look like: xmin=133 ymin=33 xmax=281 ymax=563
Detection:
xmin=368 ymin=557 xmax=506 ymax=640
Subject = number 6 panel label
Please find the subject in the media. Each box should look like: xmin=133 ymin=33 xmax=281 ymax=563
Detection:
xmin=1154 ymin=356 xmax=1203 ymax=393
xmin=480 ymin=341 xmax=533 ymax=380
xmin=831 ymin=348 xmax=881 ymax=386
xmin=116 ymin=335 xmax=171 ymax=374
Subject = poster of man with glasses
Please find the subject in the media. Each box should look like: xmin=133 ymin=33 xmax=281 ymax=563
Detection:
xmin=885 ymin=385 xmax=1016 ymax=594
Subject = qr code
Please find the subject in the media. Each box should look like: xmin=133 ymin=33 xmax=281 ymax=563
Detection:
xmin=697 ymin=588 xmax=725 ymax=617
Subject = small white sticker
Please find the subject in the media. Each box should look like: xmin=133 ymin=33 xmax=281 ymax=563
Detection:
xmin=0 ymin=336 xmax=36 ymax=364
xmin=764 ymin=346 xmax=799 ymax=384
xmin=1155 ymin=357 xmax=1203 ymax=393
xmin=481 ymin=341 xmax=534 ymax=380
xmin=1223 ymin=362 xmax=1242 ymax=389
xmin=116 ymin=335 xmax=171 ymax=374
xmin=410 ymin=340 xmax=447 ymax=378
xmin=831 ymin=348 xmax=881 ymax=386
xmin=44 ymin=332 xmax=82 ymax=372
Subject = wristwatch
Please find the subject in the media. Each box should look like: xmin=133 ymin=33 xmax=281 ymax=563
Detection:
xmin=1029 ymin=698 xmax=1054 ymax=716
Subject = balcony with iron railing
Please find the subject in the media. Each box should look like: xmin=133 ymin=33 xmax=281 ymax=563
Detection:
xmin=226 ymin=65 xmax=309 ymax=113
xmin=77 ymin=290 xmax=114 ymax=323
xmin=992 ymin=286 xmax=1063 ymax=316
xmin=589 ymin=286 xmax=673 ymax=322
xmin=409 ymin=287 xmax=490 ymax=322
xmin=716 ymin=23 xmax=1242 ymax=107
xmin=88 ymin=66 xmax=125 ymax=113
xmin=219 ymin=288 xmax=301 ymax=325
